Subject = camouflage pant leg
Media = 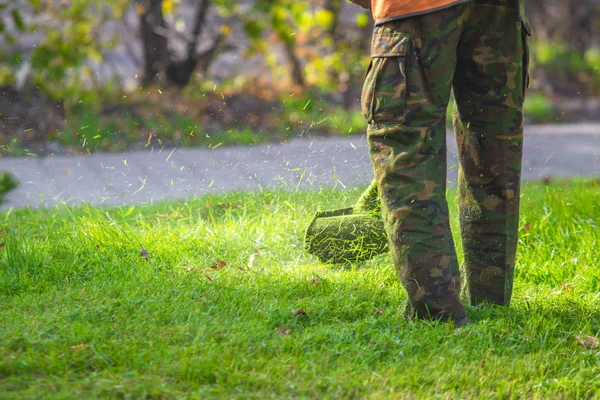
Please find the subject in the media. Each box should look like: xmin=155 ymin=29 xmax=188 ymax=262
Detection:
xmin=453 ymin=0 xmax=529 ymax=305
xmin=362 ymin=5 xmax=472 ymax=321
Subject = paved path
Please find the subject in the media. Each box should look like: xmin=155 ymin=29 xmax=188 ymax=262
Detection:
xmin=1 ymin=123 xmax=598 ymax=209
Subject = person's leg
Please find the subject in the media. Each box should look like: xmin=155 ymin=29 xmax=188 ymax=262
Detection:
xmin=452 ymin=0 xmax=529 ymax=305
xmin=363 ymin=5 xmax=471 ymax=321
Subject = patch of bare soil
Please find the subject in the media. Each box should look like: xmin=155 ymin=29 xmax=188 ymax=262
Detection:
xmin=0 ymin=86 xmax=65 ymax=155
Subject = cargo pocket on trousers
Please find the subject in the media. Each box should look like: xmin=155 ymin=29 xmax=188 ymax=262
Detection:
xmin=361 ymin=31 xmax=410 ymax=124
xmin=521 ymin=16 xmax=532 ymax=95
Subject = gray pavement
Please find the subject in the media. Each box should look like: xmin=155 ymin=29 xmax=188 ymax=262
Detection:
xmin=1 ymin=123 xmax=599 ymax=209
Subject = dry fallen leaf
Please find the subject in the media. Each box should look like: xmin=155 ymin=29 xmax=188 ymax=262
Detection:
xmin=70 ymin=344 xmax=88 ymax=350
xmin=560 ymin=282 xmax=574 ymax=291
xmin=373 ymin=308 xmax=383 ymax=316
xmin=292 ymin=309 xmax=308 ymax=317
xmin=210 ymin=260 xmax=227 ymax=270
xmin=204 ymin=274 xmax=213 ymax=282
xmin=310 ymin=277 xmax=321 ymax=286
xmin=248 ymin=250 xmax=259 ymax=269
xmin=140 ymin=249 xmax=149 ymax=259
xmin=523 ymin=223 xmax=531 ymax=232
xmin=0 ymin=243 xmax=5 ymax=249
xmin=575 ymin=335 xmax=599 ymax=349
xmin=186 ymin=265 xmax=196 ymax=272
xmin=276 ymin=327 xmax=293 ymax=336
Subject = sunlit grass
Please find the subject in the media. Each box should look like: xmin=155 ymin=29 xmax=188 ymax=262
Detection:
xmin=1 ymin=180 xmax=599 ymax=398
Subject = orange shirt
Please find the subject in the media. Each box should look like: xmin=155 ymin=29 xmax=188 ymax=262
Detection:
xmin=371 ymin=0 xmax=470 ymax=23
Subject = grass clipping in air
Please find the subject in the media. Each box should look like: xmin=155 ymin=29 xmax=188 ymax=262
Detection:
xmin=1 ymin=179 xmax=600 ymax=398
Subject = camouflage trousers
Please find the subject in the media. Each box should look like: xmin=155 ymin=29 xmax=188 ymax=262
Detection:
xmin=362 ymin=0 xmax=531 ymax=321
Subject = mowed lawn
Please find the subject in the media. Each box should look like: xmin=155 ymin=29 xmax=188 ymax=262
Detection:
xmin=1 ymin=180 xmax=599 ymax=399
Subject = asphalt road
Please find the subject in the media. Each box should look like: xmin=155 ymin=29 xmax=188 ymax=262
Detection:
xmin=1 ymin=123 xmax=598 ymax=209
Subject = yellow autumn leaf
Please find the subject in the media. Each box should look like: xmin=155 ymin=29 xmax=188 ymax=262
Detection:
xmin=219 ymin=24 xmax=232 ymax=36
xmin=88 ymin=48 xmax=102 ymax=63
xmin=111 ymin=4 xmax=125 ymax=19
xmin=356 ymin=13 xmax=369 ymax=28
xmin=162 ymin=0 xmax=173 ymax=15
xmin=315 ymin=9 xmax=334 ymax=28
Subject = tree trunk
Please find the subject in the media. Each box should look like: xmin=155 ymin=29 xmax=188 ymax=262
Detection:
xmin=282 ymin=39 xmax=305 ymax=88
xmin=165 ymin=0 xmax=210 ymax=87
xmin=140 ymin=0 xmax=168 ymax=86
xmin=139 ymin=0 xmax=221 ymax=87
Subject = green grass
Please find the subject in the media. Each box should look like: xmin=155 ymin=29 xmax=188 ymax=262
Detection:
xmin=43 ymin=92 xmax=366 ymax=156
xmin=523 ymin=92 xmax=554 ymax=123
xmin=1 ymin=180 xmax=600 ymax=398
xmin=52 ymin=111 xmax=275 ymax=155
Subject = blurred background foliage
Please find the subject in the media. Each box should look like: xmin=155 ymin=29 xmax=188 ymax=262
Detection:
xmin=0 ymin=0 xmax=598 ymax=155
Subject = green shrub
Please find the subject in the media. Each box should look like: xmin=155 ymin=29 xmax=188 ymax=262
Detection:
xmin=0 ymin=172 xmax=18 ymax=205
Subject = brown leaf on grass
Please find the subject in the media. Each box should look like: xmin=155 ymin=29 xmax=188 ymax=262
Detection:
xmin=575 ymin=335 xmax=599 ymax=349
xmin=210 ymin=260 xmax=227 ymax=270
xmin=186 ymin=265 xmax=196 ymax=272
xmin=292 ymin=309 xmax=308 ymax=317
xmin=276 ymin=327 xmax=293 ymax=336
xmin=70 ymin=344 xmax=88 ymax=350
xmin=0 ymin=243 xmax=5 ymax=249
xmin=140 ymin=249 xmax=149 ymax=259
xmin=523 ymin=223 xmax=531 ymax=232
xmin=310 ymin=277 xmax=321 ymax=286
xmin=560 ymin=282 xmax=574 ymax=291
xmin=373 ymin=308 xmax=383 ymax=316
xmin=204 ymin=274 xmax=213 ymax=282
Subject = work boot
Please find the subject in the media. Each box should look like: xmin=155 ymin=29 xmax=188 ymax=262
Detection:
xmin=403 ymin=298 xmax=468 ymax=325
xmin=453 ymin=316 xmax=472 ymax=328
